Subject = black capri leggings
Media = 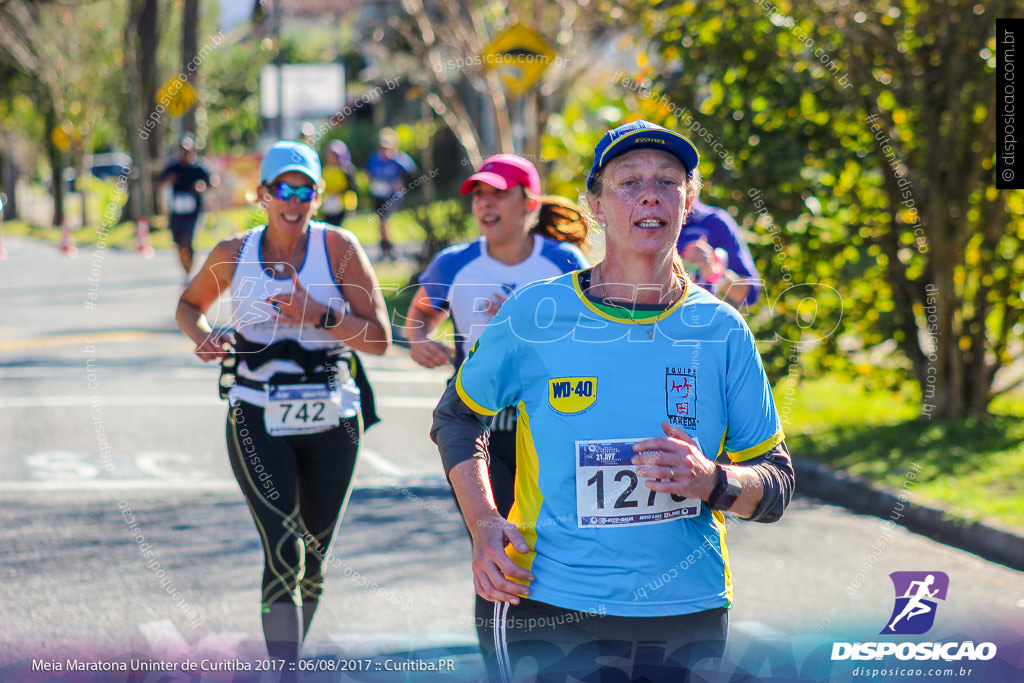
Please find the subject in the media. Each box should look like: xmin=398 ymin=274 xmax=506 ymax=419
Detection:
xmin=226 ymin=400 xmax=360 ymax=609
xmin=493 ymin=600 xmax=728 ymax=683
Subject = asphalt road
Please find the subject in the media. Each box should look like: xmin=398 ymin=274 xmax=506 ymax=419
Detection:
xmin=1 ymin=237 xmax=1021 ymax=682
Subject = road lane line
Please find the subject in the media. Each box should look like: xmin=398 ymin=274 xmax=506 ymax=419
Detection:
xmin=359 ymin=448 xmax=409 ymax=477
xmin=0 ymin=367 xmax=448 ymax=383
xmin=0 ymin=395 xmax=440 ymax=408
xmin=0 ymin=479 xmax=240 ymax=492
xmin=0 ymin=475 xmax=448 ymax=493
xmin=0 ymin=330 xmax=161 ymax=352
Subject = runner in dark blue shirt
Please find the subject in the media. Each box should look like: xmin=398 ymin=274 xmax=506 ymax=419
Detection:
xmin=676 ymin=172 xmax=760 ymax=307
xmin=160 ymin=136 xmax=212 ymax=282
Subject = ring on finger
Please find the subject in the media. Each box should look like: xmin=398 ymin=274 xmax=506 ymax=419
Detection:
xmin=669 ymin=467 xmax=677 ymax=479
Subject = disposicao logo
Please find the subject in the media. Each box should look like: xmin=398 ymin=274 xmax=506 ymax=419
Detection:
xmin=831 ymin=570 xmax=997 ymax=663
xmin=881 ymin=570 xmax=949 ymax=635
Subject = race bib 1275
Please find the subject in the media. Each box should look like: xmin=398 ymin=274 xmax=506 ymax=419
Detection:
xmin=575 ymin=438 xmax=701 ymax=528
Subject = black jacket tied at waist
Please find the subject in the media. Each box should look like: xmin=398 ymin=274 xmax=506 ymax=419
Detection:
xmin=234 ymin=334 xmax=335 ymax=374
xmin=222 ymin=332 xmax=380 ymax=431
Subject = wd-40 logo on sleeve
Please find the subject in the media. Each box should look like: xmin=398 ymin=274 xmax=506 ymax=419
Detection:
xmin=548 ymin=377 xmax=597 ymax=414
xmin=881 ymin=571 xmax=949 ymax=635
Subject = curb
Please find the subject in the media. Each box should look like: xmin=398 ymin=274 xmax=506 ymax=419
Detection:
xmin=794 ymin=459 xmax=1024 ymax=572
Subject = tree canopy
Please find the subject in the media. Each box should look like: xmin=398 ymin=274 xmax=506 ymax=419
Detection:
xmin=627 ymin=0 xmax=1022 ymax=419
xmin=0 ymin=0 xmax=1019 ymax=422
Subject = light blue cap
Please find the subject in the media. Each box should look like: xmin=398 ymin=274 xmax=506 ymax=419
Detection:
xmin=260 ymin=140 xmax=322 ymax=185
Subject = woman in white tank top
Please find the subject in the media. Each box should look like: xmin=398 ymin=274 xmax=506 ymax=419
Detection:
xmin=176 ymin=141 xmax=391 ymax=675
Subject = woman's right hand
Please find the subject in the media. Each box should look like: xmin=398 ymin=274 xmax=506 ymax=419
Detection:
xmin=409 ymin=339 xmax=455 ymax=368
xmin=194 ymin=329 xmax=234 ymax=362
xmin=469 ymin=514 xmax=534 ymax=604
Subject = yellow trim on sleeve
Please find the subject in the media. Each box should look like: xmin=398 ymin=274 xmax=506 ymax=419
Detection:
xmin=506 ymin=401 xmax=541 ymax=587
xmin=727 ymin=429 xmax=785 ymax=462
xmin=454 ymin=364 xmax=500 ymax=416
xmin=713 ymin=510 xmax=733 ymax=605
xmin=716 ymin=432 xmax=727 ymax=461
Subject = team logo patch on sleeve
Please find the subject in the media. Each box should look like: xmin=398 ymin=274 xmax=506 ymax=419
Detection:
xmin=548 ymin=377 xmax=597 ymax=414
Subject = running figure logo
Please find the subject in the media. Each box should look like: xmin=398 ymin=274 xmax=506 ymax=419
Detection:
xmin=880 ymin=571 xmax=949 ymax=635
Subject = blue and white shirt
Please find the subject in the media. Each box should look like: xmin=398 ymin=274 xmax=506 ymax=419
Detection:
xmin=419 ymin=235 xmax=588 ymax=369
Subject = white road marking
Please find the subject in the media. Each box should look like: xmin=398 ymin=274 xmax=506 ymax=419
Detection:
xmin=0 ymin=394 xmax=439 ymax=408
xmin=139 ymin=619 xmax=248 ymax=660
xmin=327 ymin=631 xmax=477 ymax=655
xmin=2 ymin=446 xmax=444 ymax=493
xmin=0 ymin=479 xmax=239 ymax=492
xmin=0 ymin=476 xmax=448 ymax=493
xmin=0 ymin=366 xmax=448 ymax=383
xmin=138 ymin=619 xmax=191 ymax=658
xmin=358 ymin=448 xmax=410 ymax=477
xmin=731 ymin=620 xmax=790 ymax=639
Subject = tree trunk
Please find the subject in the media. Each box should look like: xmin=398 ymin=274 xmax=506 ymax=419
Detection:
xmin=0 ymin=142 xmax=18 ymax=220
xmin=120 ymin=0 xmax=161 ymax=224
xmin=181 ymin=0 xmax=199 ymax=137
xmin=925 ymin=230 xmax=966 ymax=421
xmin=73 ymin=143 xmax=87 ymax=228
xmin=419 ymin=95 xmax=436 ymax=203
xmin=44 ymin=107 xmax=65 ymax=228
xmin=138 ymin=0 xmax=161 ymax=218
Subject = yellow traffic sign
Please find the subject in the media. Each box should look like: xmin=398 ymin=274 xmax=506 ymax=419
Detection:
xmin=51 ymin=125 xmax=72 ymax=152
xmin=481 ymin=24 xmax=557 ymax=97
xmin=157 ymin=78 xmax=198 ymax=119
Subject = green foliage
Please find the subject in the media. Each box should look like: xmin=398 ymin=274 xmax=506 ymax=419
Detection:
xmin=782 ymin=374 xmax=1024 ymax=529
xmin=541 ymin=85 xmax=622 ymax=200
xmin=627 ymin=0 xmax=1024 ymax=414
xmin=405 ymin=199 xmax=476 ymax=273
xmin=204 ymin=39 xmax=269 ymax=155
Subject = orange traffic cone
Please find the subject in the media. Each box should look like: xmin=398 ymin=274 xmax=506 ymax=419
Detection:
xmin=135 ymin=216 xmax=154 ymax=258
xmin=58 ymin=220 xmax=78 ymax=257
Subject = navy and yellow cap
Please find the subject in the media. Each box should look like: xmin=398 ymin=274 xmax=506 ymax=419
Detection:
xmin=586 ymin=120 xmax=700 ymax=191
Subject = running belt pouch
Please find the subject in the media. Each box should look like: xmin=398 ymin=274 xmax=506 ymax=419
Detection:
xmin=348 ymin=351 xmax=381 ymax=431
xmin=218 ymin=353 xmax=237 ymax=399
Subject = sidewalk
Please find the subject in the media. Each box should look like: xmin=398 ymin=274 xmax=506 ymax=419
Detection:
xmin=795 ymin=459 xmax=1024 ymax=571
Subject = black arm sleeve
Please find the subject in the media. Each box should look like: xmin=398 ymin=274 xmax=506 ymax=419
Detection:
xmin=732 ymin=440 xmax=795 ymax=523
xmin=430 ymin=377 xmax=491 ymax=477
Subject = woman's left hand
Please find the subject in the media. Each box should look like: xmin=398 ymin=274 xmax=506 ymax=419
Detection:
xmin=266 ymin=273 xmax=328 ymax=326
xmin=632 ymin=421 xmax=718 ymax=500
xmin=682 ymin=236 xmax=714 ymax=271
xmin=479 ymin=291 xmax=507 ymax=321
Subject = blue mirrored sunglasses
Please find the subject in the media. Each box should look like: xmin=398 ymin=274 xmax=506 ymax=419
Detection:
xmin=269 ymin=181 xmax=317 ymax=202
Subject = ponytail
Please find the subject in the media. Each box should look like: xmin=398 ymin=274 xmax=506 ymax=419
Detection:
xmin=530 ymin=195 xmax=590 ymax=252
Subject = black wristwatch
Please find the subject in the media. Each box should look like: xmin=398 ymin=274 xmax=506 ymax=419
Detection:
xmin=707 ymin=464 xmax=741 ymax=511
xmin=316 ymin=307 xmax=340 ymax=329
